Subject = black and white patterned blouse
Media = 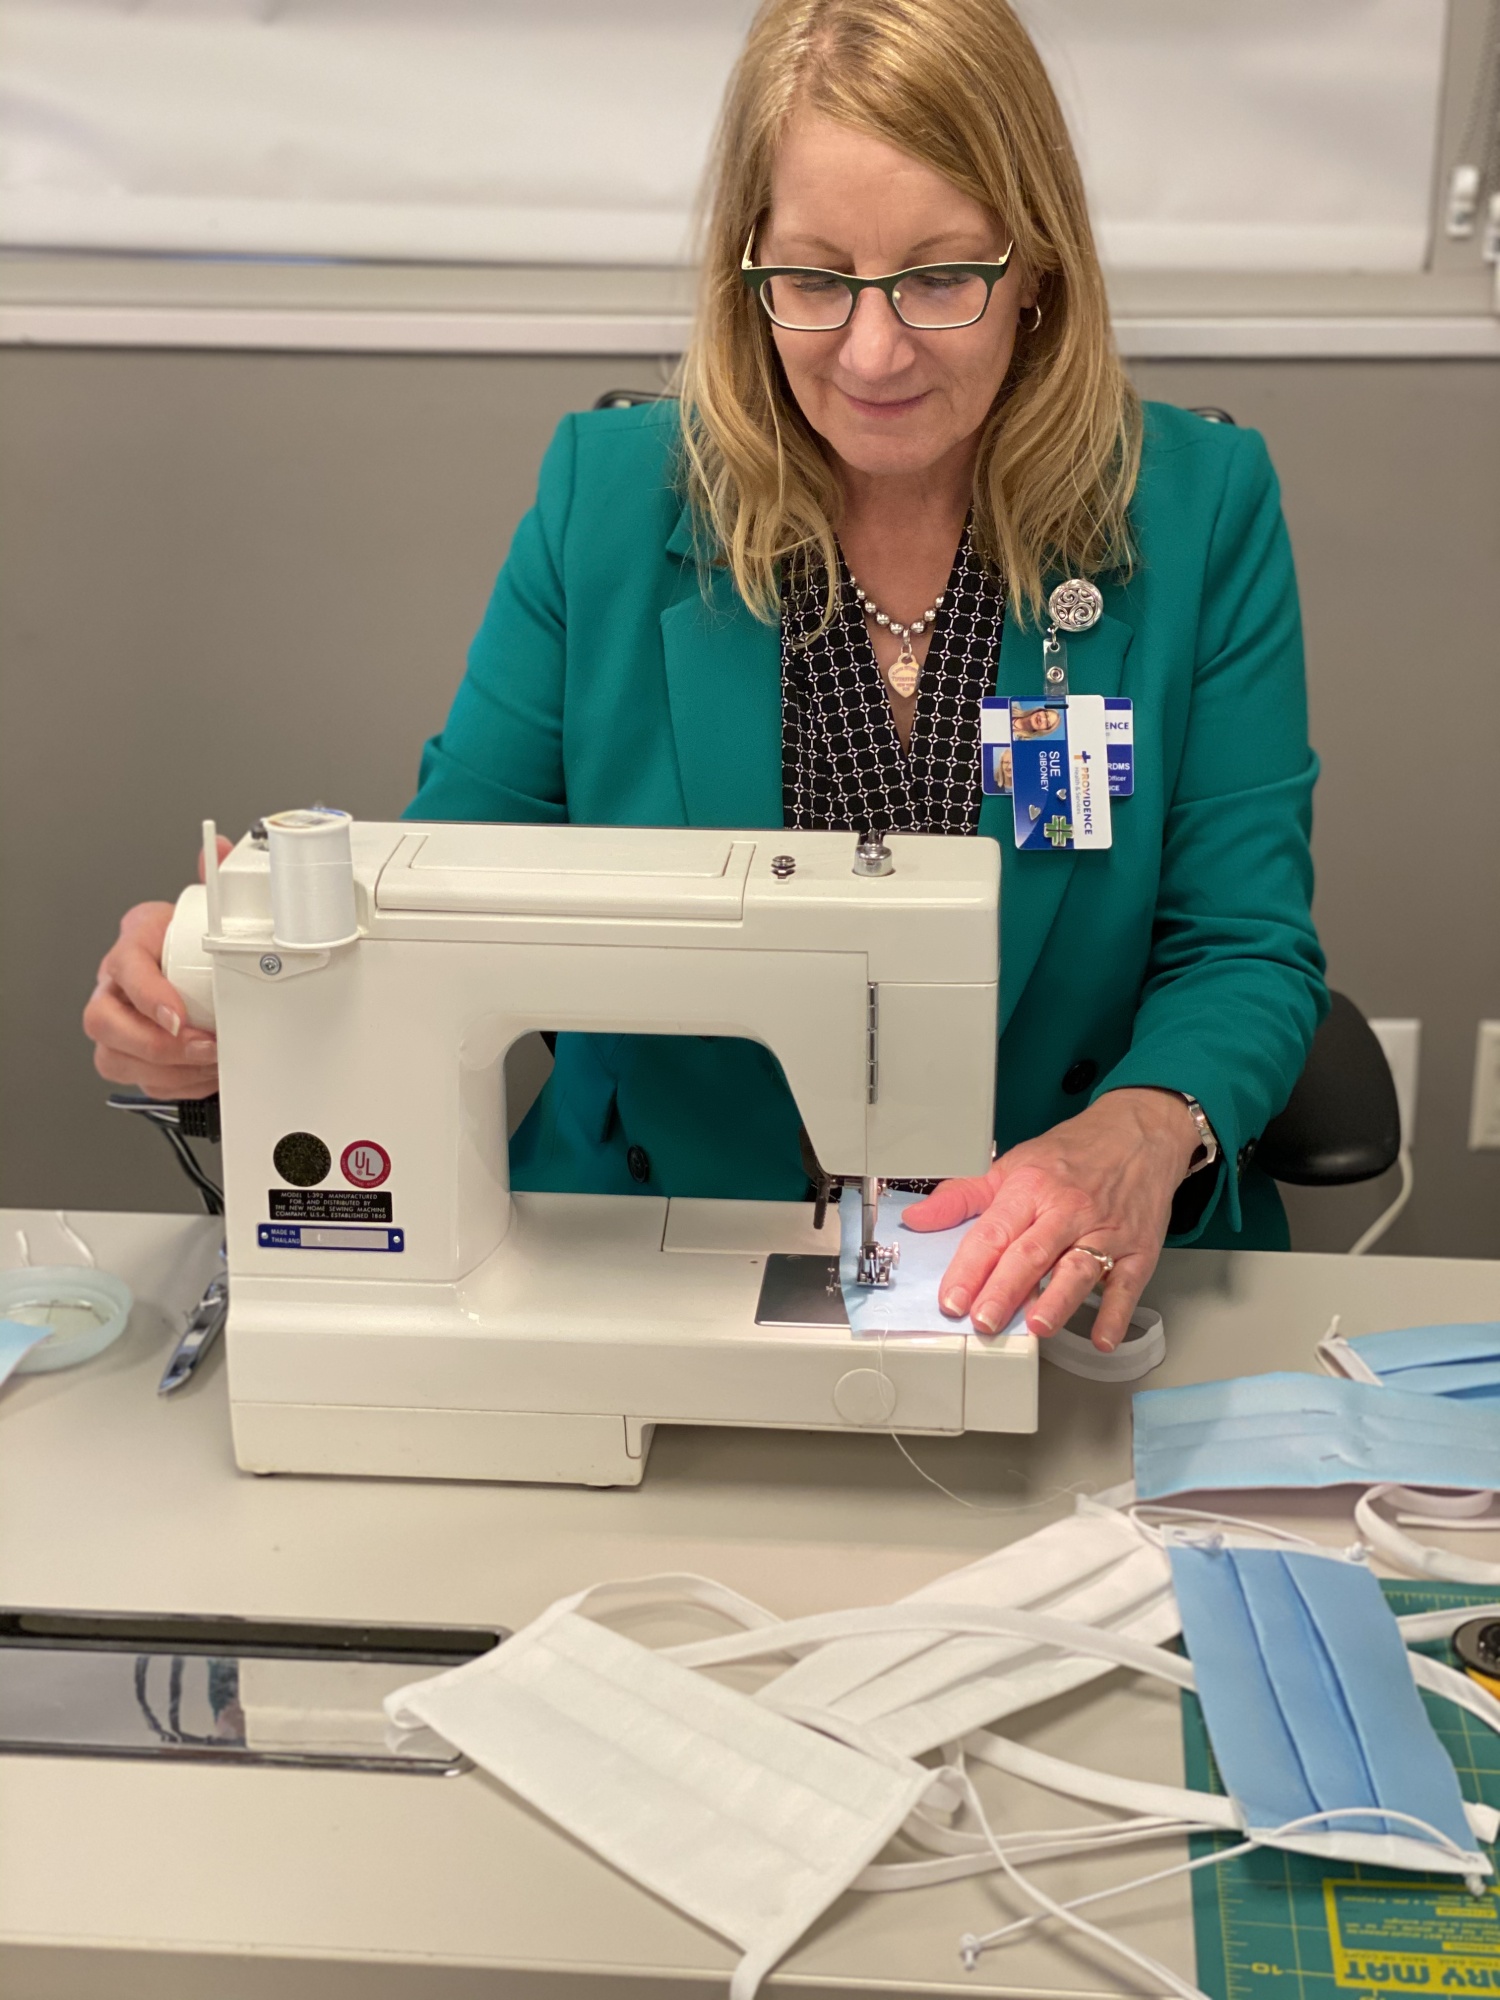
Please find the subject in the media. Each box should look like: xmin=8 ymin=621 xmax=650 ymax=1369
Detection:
xmin=781 ymin=528 xmax=1005 ymax=836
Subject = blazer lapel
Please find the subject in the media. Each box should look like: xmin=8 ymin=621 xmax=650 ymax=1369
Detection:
xmin=660 ymin=507 xmax=783 ymax=829
xmin=986 ymin=604 xmax=1134 ymax=1034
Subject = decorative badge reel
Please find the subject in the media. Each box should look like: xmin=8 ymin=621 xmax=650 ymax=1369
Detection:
xmin=1042 ymin=578 xmax=1103 ymax=698
xmin=1048 ymin=578 xmax=1104 ymax=634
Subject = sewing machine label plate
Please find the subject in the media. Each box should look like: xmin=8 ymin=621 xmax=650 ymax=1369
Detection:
xmin=269 ymin=1189 xmax=393 ymax=1223
xmin=258 ymin=1224 xmax=405 ymax=1253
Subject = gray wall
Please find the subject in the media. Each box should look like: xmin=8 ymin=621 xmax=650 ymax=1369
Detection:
xmin=2 ymin=347 xmax=1497 ymax=1255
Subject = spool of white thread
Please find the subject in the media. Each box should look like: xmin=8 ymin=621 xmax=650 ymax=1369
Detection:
xmin=266 ymin=808 xmax=359 ymax=948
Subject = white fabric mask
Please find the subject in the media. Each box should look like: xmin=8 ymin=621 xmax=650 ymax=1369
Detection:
xmin=385 ymin=1591 xmax=940 ymax=2000
xmin=753 ymin=1501 xmax=1179 ymax=1756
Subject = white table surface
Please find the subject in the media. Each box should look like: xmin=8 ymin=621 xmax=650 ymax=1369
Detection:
xmin=1 ymin=1208 xmax=1497 ymax=2000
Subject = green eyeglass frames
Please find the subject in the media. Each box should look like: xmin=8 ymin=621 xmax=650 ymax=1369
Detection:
xmin=741 ymin=233 xmax=1014 ymax=331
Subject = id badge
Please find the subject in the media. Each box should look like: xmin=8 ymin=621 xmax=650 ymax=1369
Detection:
xmin=1009 ymin=695 xmax=1112 ymax=850
xmin=982 ymin=696 xmax=1133 ymax=798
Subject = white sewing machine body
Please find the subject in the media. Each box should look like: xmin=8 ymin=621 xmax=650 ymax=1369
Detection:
xmin=165 ymin=818 xmax=1034 ymax=1486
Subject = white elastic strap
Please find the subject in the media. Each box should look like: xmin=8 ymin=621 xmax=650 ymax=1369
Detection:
xmin=554 ymin=1570 xmax=784 ymax=1635
xmin=1388 ymin=1487 xmax=1497 ymax=1518
xmin=1129 ymin=1503 xmax=1333 ymax=1554
xmin=1407 ymin=1649 xmax=1500 ymax=1736
xmin=1315 ymin=1321 xmax=1382 ymax=1384
xmin=962 ymin=1726 xmax=1241 ymax=1830
xmin=1399 ymin=1601 xmax=1500 ymax=1643
xmin=1398 ymin=1515 xmax=1500 ymax=1530
xmin=966 ymin=1834 xmax=1266 ymax=1960
xmin=855 ymin=1816 xmax=1198 ymax=1893
xmin=954 ymin=1773 xmax=1210 ymax=2000
xmin=664 ymin=1599 xmax=1198 ymax=1690
xmin=962 ymin=1803 xmax=1486 ymax=1967
xmin=1355 ymin=1486 xmax=1500 ymax=1587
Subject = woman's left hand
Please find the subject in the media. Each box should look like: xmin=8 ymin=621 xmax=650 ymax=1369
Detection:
xmin=901 ymin=1088 xmax=1202 ymax=1352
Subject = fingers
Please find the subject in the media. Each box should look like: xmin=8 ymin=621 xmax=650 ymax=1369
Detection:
xmin=101 ymin=902 xmax=191 ymax=1040
xmin=1026 ymin=1248 xmax=1100 ymax=1339
xmin=968 ymin=1213 xmax=1087 ymax=1334
xmin=93 ymin=1040 xmax=220 ymax=1100
xmin=902 ymin=1171 xmax=997 ymax=1233
xmin=84 ymin=978 xmax=214 ymax=1070
xmin=1087 ymin=1253 xmax=1156 ymax=1353
xmin=84 ymin=897 xmax=219 ymax=1102
xmin=936 ymin=1175 xmax=1052 ymax=1322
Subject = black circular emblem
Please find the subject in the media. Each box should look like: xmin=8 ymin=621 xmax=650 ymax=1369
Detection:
xmin=626 ymin=1145 xmax=651 ymax=1185
xmin=1061 ymin=1059 xmax=1099 ymax=1096
xmin=273 ymin=1132 xmax=332 ymax=1187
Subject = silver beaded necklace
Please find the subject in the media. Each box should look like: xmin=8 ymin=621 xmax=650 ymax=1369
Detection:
xmin=845 ymin=569 xmax=945 ymax=699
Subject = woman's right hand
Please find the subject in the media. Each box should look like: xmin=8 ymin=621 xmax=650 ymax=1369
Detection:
xmin=84 ymin=900 xmax=220 ymax=1101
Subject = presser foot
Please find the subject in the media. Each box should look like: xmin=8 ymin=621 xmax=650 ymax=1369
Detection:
xmin=855 ymin=1240 xmax=900 ymax=1288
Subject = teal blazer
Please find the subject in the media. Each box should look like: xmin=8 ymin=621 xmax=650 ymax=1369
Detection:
xmin=407 ymin=399 xmax=1327 ymax=1249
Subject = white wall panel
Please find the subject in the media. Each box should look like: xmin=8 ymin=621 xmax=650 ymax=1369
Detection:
xmin=0 ymin=0 xmax=1449 ymax=271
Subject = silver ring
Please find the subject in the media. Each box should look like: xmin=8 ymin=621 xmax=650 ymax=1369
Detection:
xmin=1069 ymin=1245 xmax=1115 ymax=1279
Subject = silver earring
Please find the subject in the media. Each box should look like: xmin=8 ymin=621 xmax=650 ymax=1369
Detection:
xmin=1025 ymin=302 xmax=1043 ymax=333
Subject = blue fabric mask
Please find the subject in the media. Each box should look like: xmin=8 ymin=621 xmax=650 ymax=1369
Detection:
xmin=1169 ymin=1543 xmax=1481 ymax=1867
xmin=1132 ymin=1371 xmax=1500 ymax=1501
xmin=1322 ymin=1322 xmax=1500 ymax=1402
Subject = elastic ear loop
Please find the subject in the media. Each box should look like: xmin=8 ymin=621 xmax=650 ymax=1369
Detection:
xmin=952 ymin=1770 xmax=1215 ymax=2000
xmin=1355 ymin=1484 xmax=1500 ymax=1587
xmin=1128 ymin=1502 xmax=1337 ymax=1554
xmin=958 ymin=1803 xmax=1490 ymax=1977
xmin=1314 ymin=1314 xmax=1384 ymax=1385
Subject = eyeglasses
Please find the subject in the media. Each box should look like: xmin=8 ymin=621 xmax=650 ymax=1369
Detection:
xmin=741 ymin=231 xmax=1013 ymax=331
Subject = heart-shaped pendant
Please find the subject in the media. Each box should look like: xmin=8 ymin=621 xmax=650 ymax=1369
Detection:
xmin=888 ymin=645 xmax=920 ymax=699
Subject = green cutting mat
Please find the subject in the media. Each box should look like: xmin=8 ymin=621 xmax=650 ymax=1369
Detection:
xmin=1183 ymin=1581 xmax=1500 ymax=2000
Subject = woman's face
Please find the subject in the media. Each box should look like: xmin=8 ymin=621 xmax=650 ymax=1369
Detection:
xmin=761 ymin=111 xmax=1032 ymax=483
xmin=1015 ymin=705 xmax=1061 ymax=738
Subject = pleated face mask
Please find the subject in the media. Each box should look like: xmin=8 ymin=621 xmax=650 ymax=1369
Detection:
xmin=385 ymin=1599 xmax=941 ymax=2000
xmin=1131 ymin=1370 xmax=1500 ymax=1500
xmin=1169 ymin=1543 xmax=1487 ymax=1878
xmin=751 ymin=1502 xmax=1178 ymax=1757
xmin=1319 ymin=1322 xmax=1500 ymax=1402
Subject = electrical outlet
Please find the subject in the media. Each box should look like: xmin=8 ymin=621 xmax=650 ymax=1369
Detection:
xmin=1369 ymin=1018 xmax=1420 ymax=1149
xmin=1469 ymin=1022 xmax=1500 ymax=1150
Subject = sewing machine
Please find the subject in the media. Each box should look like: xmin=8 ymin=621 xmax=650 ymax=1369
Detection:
xmin=163 ymin=812 xmax=1034 ymax=1486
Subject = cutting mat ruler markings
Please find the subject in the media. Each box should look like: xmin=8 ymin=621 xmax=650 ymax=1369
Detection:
xmin=1185 ymin=1581 xmax=1500 ymax=2000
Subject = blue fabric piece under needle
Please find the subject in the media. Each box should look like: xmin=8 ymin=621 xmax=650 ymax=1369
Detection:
xmin=837 ymin=1188 xmax=1028 ymax=1338
xmin=1132 ymin=1371 xmax=1500 ymax=1499
xmin=0 ymin=1316 xmax=51 ymax=1390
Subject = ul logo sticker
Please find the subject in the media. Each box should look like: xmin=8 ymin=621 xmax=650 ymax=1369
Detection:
xmin=341 ymin=1140 xmax=391 ymax=1189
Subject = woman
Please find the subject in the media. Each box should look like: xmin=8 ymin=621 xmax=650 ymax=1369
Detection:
xmin=84 ymin=0 xmax=1326 ymax=1354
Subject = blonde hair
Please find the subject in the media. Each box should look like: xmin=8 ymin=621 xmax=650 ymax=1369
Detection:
xmin=676 ymin=0 xmax=1140 ymax=628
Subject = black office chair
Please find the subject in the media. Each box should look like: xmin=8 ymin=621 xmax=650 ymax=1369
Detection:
xmin=593 ymin=388 xmax=676 ymax=410
xmin=590 ymin=395 xmax=1402 ymax=1195
xmin=1256 ymin=993 xmax=1400 ymax=1186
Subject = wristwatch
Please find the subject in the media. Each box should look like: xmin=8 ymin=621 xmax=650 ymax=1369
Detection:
xmin=1176 ymin=1093 xmax=1220 ymax=1176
